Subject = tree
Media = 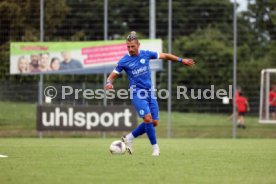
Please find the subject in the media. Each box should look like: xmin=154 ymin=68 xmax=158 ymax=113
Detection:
xmin=173 ymin=27 xmax=233 ymax=86
xmin=0 ymin=1 xmax=24 ymax=45
xmin=245 ymin=0 xmax=276 ymax=41
xmin=54 ymin=0 xmax=103 ymax=41
xmin=0 ymin=0 xmax=69 ymax=80
xmin=0 ymin=0 xmax=69 ymax=44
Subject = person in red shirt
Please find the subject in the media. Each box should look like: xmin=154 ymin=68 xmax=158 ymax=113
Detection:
xmin=269 ymin=85 xmax=276 ymax=120
xmin=228 ymin=89 xmax=241 ymax=121
xmin=236 ymin=92 xmax=250 ymax=129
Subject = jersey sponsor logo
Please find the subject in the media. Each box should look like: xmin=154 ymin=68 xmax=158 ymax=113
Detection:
xmin=140 ymin=59 xmax=146 ymax=64
xmin=132 ymin=66 xmax=147 ymax=76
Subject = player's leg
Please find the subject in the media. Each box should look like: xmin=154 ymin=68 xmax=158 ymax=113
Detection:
xmin=240 ymin=115 xmax=244 ymax=128
xmin=148 ymin=97 xmax=160 ymax=156
xmin=240 ymin=115 xmax=246 ymax=129
xmin=129 ymin=95 xmax=150 ymax=138
xmin=122 ymin=120 xmax=146 ymax=151
xmin=150 ymin=97 xmax=159 ymax=127
xmin=122 ymin=95 xmax=150 ymax=154
xmin=237 ymin=111 xmax=244 ymax=128
xmin=143 ymin=114 xmax=156 ymax=145
xmin=238 ymin=112 xmax=246 ymax=129
xmin=143 ymin=114 xmax=159 ymax=156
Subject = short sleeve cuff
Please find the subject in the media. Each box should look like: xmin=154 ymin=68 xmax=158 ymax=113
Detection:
xmin=113 ymin=69 xmax=120 ymax=74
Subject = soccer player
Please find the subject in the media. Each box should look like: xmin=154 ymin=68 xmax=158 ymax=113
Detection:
xmin=105 ymin=31 xmax=194 ymax=156
xmin=236 ymin=92 xmax=250 ymax=129
xmin=269 ymin=85 xmax=276 ymax=120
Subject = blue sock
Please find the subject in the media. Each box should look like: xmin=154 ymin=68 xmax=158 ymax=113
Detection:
xmin=132 ymin=122 xmax=146 ymax=138
xmin=145 ymin=123 xmax=157 ymax=145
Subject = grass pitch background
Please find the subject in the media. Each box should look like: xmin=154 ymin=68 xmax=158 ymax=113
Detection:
xmin=1 ymin=101 xmax=276 ymax=183
xmin=0 ymin=138 xmax=276 ymax=184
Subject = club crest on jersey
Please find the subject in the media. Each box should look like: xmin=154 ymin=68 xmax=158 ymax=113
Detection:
xmin=140 ymin=59 xmax=146 ymax=64
xmin=139 ymin=110 xmax=145 ymax=115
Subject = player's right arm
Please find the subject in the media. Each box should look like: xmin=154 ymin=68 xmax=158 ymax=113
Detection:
xmin=105 ymin=72 xmax=118 ymax=90
xmin=105 ymin=62 xmax=124 ymax=90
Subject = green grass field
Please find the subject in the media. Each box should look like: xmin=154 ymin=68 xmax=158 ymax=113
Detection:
xmin=1 ymin=102 xmax=276 ymax=183
xmin=0 ymin=138 xmax=276 ymax=184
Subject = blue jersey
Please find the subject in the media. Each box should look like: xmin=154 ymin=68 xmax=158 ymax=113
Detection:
xmin=114 ymin=50 xmax=159 ymax=90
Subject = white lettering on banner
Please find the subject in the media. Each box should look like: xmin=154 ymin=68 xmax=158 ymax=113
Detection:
xmin=74 ymin=112 xmax=86 ymax=127
xmin=41 ymin=108 xmax=133 ymax=130
xmin=55 ymin=108 xmax=67 ymax=126
xmin=86 ymin=112 xmax=100 ymax=128
xmin=100 ymin=112 xmax=113 ymax=127
xmin=123 ymin=109 xmax=132 ymax=127
xmin=42 ymin=112 xmax=54 ymax=126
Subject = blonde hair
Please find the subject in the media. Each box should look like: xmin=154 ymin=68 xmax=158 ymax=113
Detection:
xmin=126 ymin=31 xmax=138 ymax=42
xmin=17 ymin=56 xmax=29 ymax=73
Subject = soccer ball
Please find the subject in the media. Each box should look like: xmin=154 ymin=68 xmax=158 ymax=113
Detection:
xmin=109 ymin=140 xmax=126 ymax=155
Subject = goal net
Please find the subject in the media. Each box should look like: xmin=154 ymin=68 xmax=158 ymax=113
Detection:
xmin=259 ymin=69 xmax=276 ymax=123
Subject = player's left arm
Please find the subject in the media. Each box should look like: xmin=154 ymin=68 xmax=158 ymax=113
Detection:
xmin=159 ymin=53 xmax=195 ymax=66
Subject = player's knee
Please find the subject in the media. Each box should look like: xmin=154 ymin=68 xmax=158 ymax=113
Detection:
xmin=143 ymin=114 xmax=153 ymax=123
xmin=153 ymin=120 xmax=159 ymax=127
